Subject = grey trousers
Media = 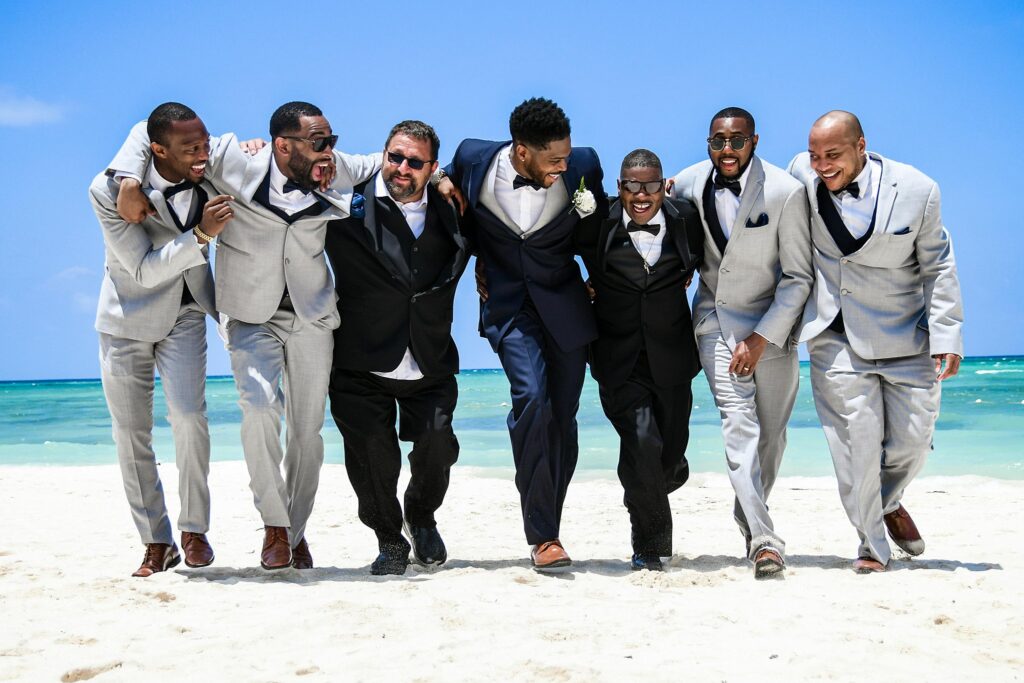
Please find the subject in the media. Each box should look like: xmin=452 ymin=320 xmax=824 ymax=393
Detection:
xmin=698 ymin=330 xmax=798 ymax=559
xmin=226 ymin=299 xmax=337 ymax=546
xmin=808 ymin=328 xmax=939 ymax=564
xmin=99 ymin=304 xmax=211 ymax=546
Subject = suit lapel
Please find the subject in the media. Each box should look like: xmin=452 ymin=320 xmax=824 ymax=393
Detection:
xmin=663 ymin=200 xmax=696 ymax=272
xmin=467 ymin=141 xmax=506 ymax=209
xmin=362 ymin=175 xmax=411 ymax=283
xmin=732 ymin=155 xmax=765 ymax=234
xmin=871 ymin=153 xmax=898 ymax=236
xmin=599 ymin=201 xmax=622 ymax=274
xmin=145 ymin=188 xmax=180 ymax=234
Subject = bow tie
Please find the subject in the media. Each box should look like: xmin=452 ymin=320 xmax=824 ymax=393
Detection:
xmin=283 ymin=179 xmax=311 ymax=195
xmin=164 ymin=181 xmax=195 ymax=200
xmin=513 ymin=174 xmax=543 ymax=191
xmin=713 ymin=173 xmax=741 ymax=197
xmin=834 ymin=181 xmax=860 ymax=199
xmin=626 ymin=220 xmax=660 ymax=236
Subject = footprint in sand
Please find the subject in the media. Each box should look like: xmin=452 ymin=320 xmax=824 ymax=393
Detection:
xmin=60 ymin=661 xmax=123 ymax=682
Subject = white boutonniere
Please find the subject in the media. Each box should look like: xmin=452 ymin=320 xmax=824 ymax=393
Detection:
xmin=571 ymin=177 xmax=597 ymax=217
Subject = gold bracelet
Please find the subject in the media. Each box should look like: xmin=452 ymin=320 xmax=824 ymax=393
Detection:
xmin=193 ymin=225 xmax=216 ymax=243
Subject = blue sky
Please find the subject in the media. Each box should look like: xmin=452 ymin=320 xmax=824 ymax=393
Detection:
xmin=0 ymin=1 xmax=1021 ymax=380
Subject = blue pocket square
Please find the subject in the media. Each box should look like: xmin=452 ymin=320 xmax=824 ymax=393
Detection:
xmin=893 ymin=226 xmax=912 ymax=235
xmin=350 ymin=193 xmax=366 ymax=219
xmin=745 ymin=213 xmax=769 ymax=228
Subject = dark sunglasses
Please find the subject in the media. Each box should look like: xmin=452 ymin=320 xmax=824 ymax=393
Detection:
xmin=281 ymin=134 xmax=339 ymax=152
xmin=707 ymin=135 xmax=751 ymax=151
xmin=620 ymin=179 xmax=665 ymax=194
xmin=386 ymin=151 xmax=435 ymax=171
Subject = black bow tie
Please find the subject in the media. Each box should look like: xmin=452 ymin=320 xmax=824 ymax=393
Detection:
xmin=164 ymin=181 xmax=195 ymax=200
xmin=626 ymin=220 xmax=659 ymax=236
xmin=713 ymin=173 xmax=741 ymax=197
xmin=283 ymin=179 xmax=311 ymax=195
xmin=834 ymin=181 xmax=860 ymax=199
xmin=513 ymin=174 xmax=543 ymax=191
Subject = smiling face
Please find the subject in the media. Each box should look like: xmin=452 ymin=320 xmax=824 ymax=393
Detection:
xmin=708 ymin=116 xmax=757 ymax=179
xmin=382 ymin=133 xmax=437 ymax=203
xmin=150 ymin=117 xmax=210 ymax=184
xmin=808 ymin=120 xmax=866 ymax=193
xmin=514 ymin=137 xmax=571 ymax=188
xmin=275 ymin=114 xmax=335 ymax=192
xmin=618 ymin=166 xmax=665 ymax=225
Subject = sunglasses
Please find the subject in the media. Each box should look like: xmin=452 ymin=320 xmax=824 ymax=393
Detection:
xmin=620 ymin=179 xmax=665 ymax=194
xmin=386 ymin=151 xmax=435 ymax=171
xmin=281 ymin=134 xmax=339 ymax=152
xmin=707 ymin=135 xmax=751 ymax=151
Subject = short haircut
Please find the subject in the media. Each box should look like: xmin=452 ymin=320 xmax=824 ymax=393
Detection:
xmin=269 ymin=101 xmax=323 ymax=138
xmin=710 ymin=106 xmax=756 ymax=134
xmin=147 ymin=102 xmax=198 ymax=145
xmin=815 ymin=110 xmax=864 ymax=141
xmin=620 ymin=148 xmax=662 ymax=176
xmin=385 ymin=120 xmax=440 ymax=160
xmin=509 ymin=97 xmax=571 ymax=149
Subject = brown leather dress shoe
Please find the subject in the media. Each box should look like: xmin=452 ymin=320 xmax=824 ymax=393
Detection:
xmin=292 ymin=538 xmax=313 ymax=569
xmin=884 ymin=504 xmax=925 ymax=556
xmin=531 ymin=539 xmax=571 ymax=572
xmin=261 ymin=526 xmax=292 ymax=570
xmin=132 ymin=543 xmax=181 ymax=578
xmin=852 ymin=556 xmax=888 ymax=574
xmin=181 ymin=532 xmax=215 ymax=568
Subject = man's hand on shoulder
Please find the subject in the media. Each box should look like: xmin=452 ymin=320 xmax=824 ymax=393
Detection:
xmin=239 ymin=138 xmax=266 ymax=156
xmin=116 ymin=178 xmax=155 ymax=223
xmin=435 ymin=176 xmax=465 ymax=215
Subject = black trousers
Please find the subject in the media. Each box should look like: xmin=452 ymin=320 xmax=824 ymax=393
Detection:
xmin=598 ymin=351 xmax=692 ymax=556
xmin=329 ymin=369 xmax=459 ymax=548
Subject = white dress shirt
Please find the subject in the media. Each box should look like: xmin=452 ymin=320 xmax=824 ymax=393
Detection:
xmin=268 ymin=161 xmax=320 ymax=214
xmin=371 ymin=173 xmax=430 ymax=381
xmin=713 ymin=161 xmax=753 ymax=240
xmin=621 ymin=208 xmax=667 ymax=266
xmin=492 ymin=145 xmax=548 ymax=234
xmin=144 ymin=163 xmax=206 ymax=248
xmin=829 ymin=156 xmax=882 ymax=239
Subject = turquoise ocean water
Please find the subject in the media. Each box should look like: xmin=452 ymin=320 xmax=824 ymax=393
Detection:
xmin=1 ymin=356 xmax=1021 ymax=478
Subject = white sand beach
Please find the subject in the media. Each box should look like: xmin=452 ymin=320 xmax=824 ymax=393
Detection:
xmin=0 ymin=463 xmax=1021 ymax=682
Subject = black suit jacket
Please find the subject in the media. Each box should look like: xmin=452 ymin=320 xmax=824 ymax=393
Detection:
xmin=324 ymin=178 xmax=470 ymax=377
xmin=577 ymin=197 xmax=704 ymax=388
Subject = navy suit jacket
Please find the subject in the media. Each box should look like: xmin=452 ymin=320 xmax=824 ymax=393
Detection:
xmin=445 ymin=139 xmax=609 ymax=352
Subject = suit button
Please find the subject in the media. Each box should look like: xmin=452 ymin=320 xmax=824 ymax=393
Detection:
xmin=841 ymin=288 xmax=850 ymax=295
xmin=413 ymin=268 xmax=419 ymax=274
xmin=413 ymin=246 xmax=419 ymax=252
xmin=285 ymin=258 xmax=291 ymax=264
xmin=721 ymin=267 xmax=728 ymax=273
xmin=717 ymin=300 xmax=726 ymax=306
xmin=841 ymin=258 xmax=849 ymax=264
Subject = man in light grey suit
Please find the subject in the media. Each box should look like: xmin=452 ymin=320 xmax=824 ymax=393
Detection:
xmin=110 ymin=102 xmax=381 ymax=570
xmin=788 ymin=111 xmax=964 ymax=573
xmin=671 ymin=107 xmax=813 ymax=579
xmin=91 ymin=102 xmax=234 ymax=577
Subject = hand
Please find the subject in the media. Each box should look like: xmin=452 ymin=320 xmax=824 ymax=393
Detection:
xmin=437 ymin=177 xmax=465 ymax=215
xmin=319 ymin=159 xmax=336 ymax=192
xmin=729 ymin=332 xmax=768 ymax=376
xmin=933 ymin=353 xmax=961 ymax=381
xmin=665 ymin=177 xmax=676 ymax=196
xmin=239 ymin=138 xmax=267 ymax=155
xmin=475 ymin=257 xmax=488 ymax=302
xmin=116 ymin=178 xmax=155 ymax=223
xmin=584 ymin=278 xmax=596 ymax=302
xmin=199 ymin=194 xmax=235 ymax=239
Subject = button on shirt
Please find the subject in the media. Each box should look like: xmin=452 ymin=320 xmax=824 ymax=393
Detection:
xmin=622 ymin=208 xmax=667 ymax=266
xmin=492 ymin=145 xmax=548 ymax=235
xmin=371 ymin=173 xmax=430 ymax=381
xmin=829 ymin=156 xmax=881 ymax=240
xmin=268 ymin=161 xmax=320 ymax=214
xmin=713 ymin=162 xmax=753 ymax=240
xmin=145 ymin=163 xmax=206 ymax=248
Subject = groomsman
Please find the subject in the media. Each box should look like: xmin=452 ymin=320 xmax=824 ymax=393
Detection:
xmin=325 ymin=121 xmax=469 ymax=575
xmin=671 ymin=108 xmax=813 ymax=579
xmin=788 ymin=111 xmax=964 ymax=573
xmin=438 ymin=98 xmax=608 ymax=571
xmin=91 ymin=102 xmax=231 ymax=576
xmin=577 ymin=150 xmax=703 ymax=571
xmin=109 ymin=102 xmax=380 ymax=570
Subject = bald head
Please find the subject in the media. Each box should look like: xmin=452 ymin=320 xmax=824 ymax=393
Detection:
xmin=807 ymin=110 xmax=867 ymax=193
xmin=812 ymin=110 xmax=864 ymax=144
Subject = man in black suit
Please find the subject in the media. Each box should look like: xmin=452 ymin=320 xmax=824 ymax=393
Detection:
xmin=325 ymin=120 xmax=469 ymax=575
xmin=577 ymin=149 xmax=704 ymax=571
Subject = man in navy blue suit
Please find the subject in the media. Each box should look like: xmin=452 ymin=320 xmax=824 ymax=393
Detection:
xmin=438 ymin=98 xmax=608 ymax=571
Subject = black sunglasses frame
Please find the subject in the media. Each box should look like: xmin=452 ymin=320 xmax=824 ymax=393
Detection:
xmin=386 ymin=151 xmax=436 ymax=171
xmin=281 ymin=134 xmax=339 ymax=152
xmin=707 ymin=135 xmax=751 ymax=152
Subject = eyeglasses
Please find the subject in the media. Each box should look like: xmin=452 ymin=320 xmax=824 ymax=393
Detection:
xmin=281 ymin=134 xmax=339 ymax=152
xmin=386 ymin=151 xmax=435 ymax=171
xmin=707 ymin=136 xmax=751 ymax=151
xmin=620 ymin=179 xmax=665 ymax=194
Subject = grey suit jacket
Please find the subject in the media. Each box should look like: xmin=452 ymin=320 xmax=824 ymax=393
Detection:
xmin=89 ymin=171 xmax=216 ymax=342
xmin=671 ymin=156 xmax=813 ymax=359
xmin=107 ymin=122 xmax=380 ymax=326
xmin=787 ymin=151 xmax=964 ymax=359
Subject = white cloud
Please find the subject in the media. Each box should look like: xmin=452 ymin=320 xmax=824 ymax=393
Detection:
xmin=0 ymin=88 xmax=63 ymax=126
xmin=72 ymin=291 xmax=98 ymax=314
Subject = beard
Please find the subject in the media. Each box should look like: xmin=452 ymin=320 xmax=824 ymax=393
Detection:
xmin=385 ymin=173 xmax=423 ymax=201
xmin=286 ymin=154 xmax=318 ymax=192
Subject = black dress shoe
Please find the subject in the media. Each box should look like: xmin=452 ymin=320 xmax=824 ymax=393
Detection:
xmin=404 ymin=521 xmax=447 ymax=566
xmin=631 ymin=553 xmax=664 ymax=571
xmin=370 ymin=541 xmax=410 ymax=576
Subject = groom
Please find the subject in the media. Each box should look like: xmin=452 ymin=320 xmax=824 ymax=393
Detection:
xmin=439 ymin=98 xmax=608 ymax=571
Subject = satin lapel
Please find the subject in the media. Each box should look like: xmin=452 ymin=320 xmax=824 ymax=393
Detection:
xmin=467 ymin=142 xmax=506 ymax=208
xmin=599 ymin=202 xmax=621 ymax=274
xmin=732 ymin=155 xmax=764 ymax=233
xmin=432 ymin=186 xmax=469 ymax=281
xmin=362 ymin=178 xmax=411 ymax=283
xmin=664 ymin=200 xmax=695 ymax=272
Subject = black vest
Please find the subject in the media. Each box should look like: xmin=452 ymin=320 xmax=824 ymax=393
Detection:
xmin=377 ymin=196 xmax=456 ymax=291
xmin=605 ymin=222 xmax=684 ymax=292
xmin=166 ymin=185 xmax=208 ymax=305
